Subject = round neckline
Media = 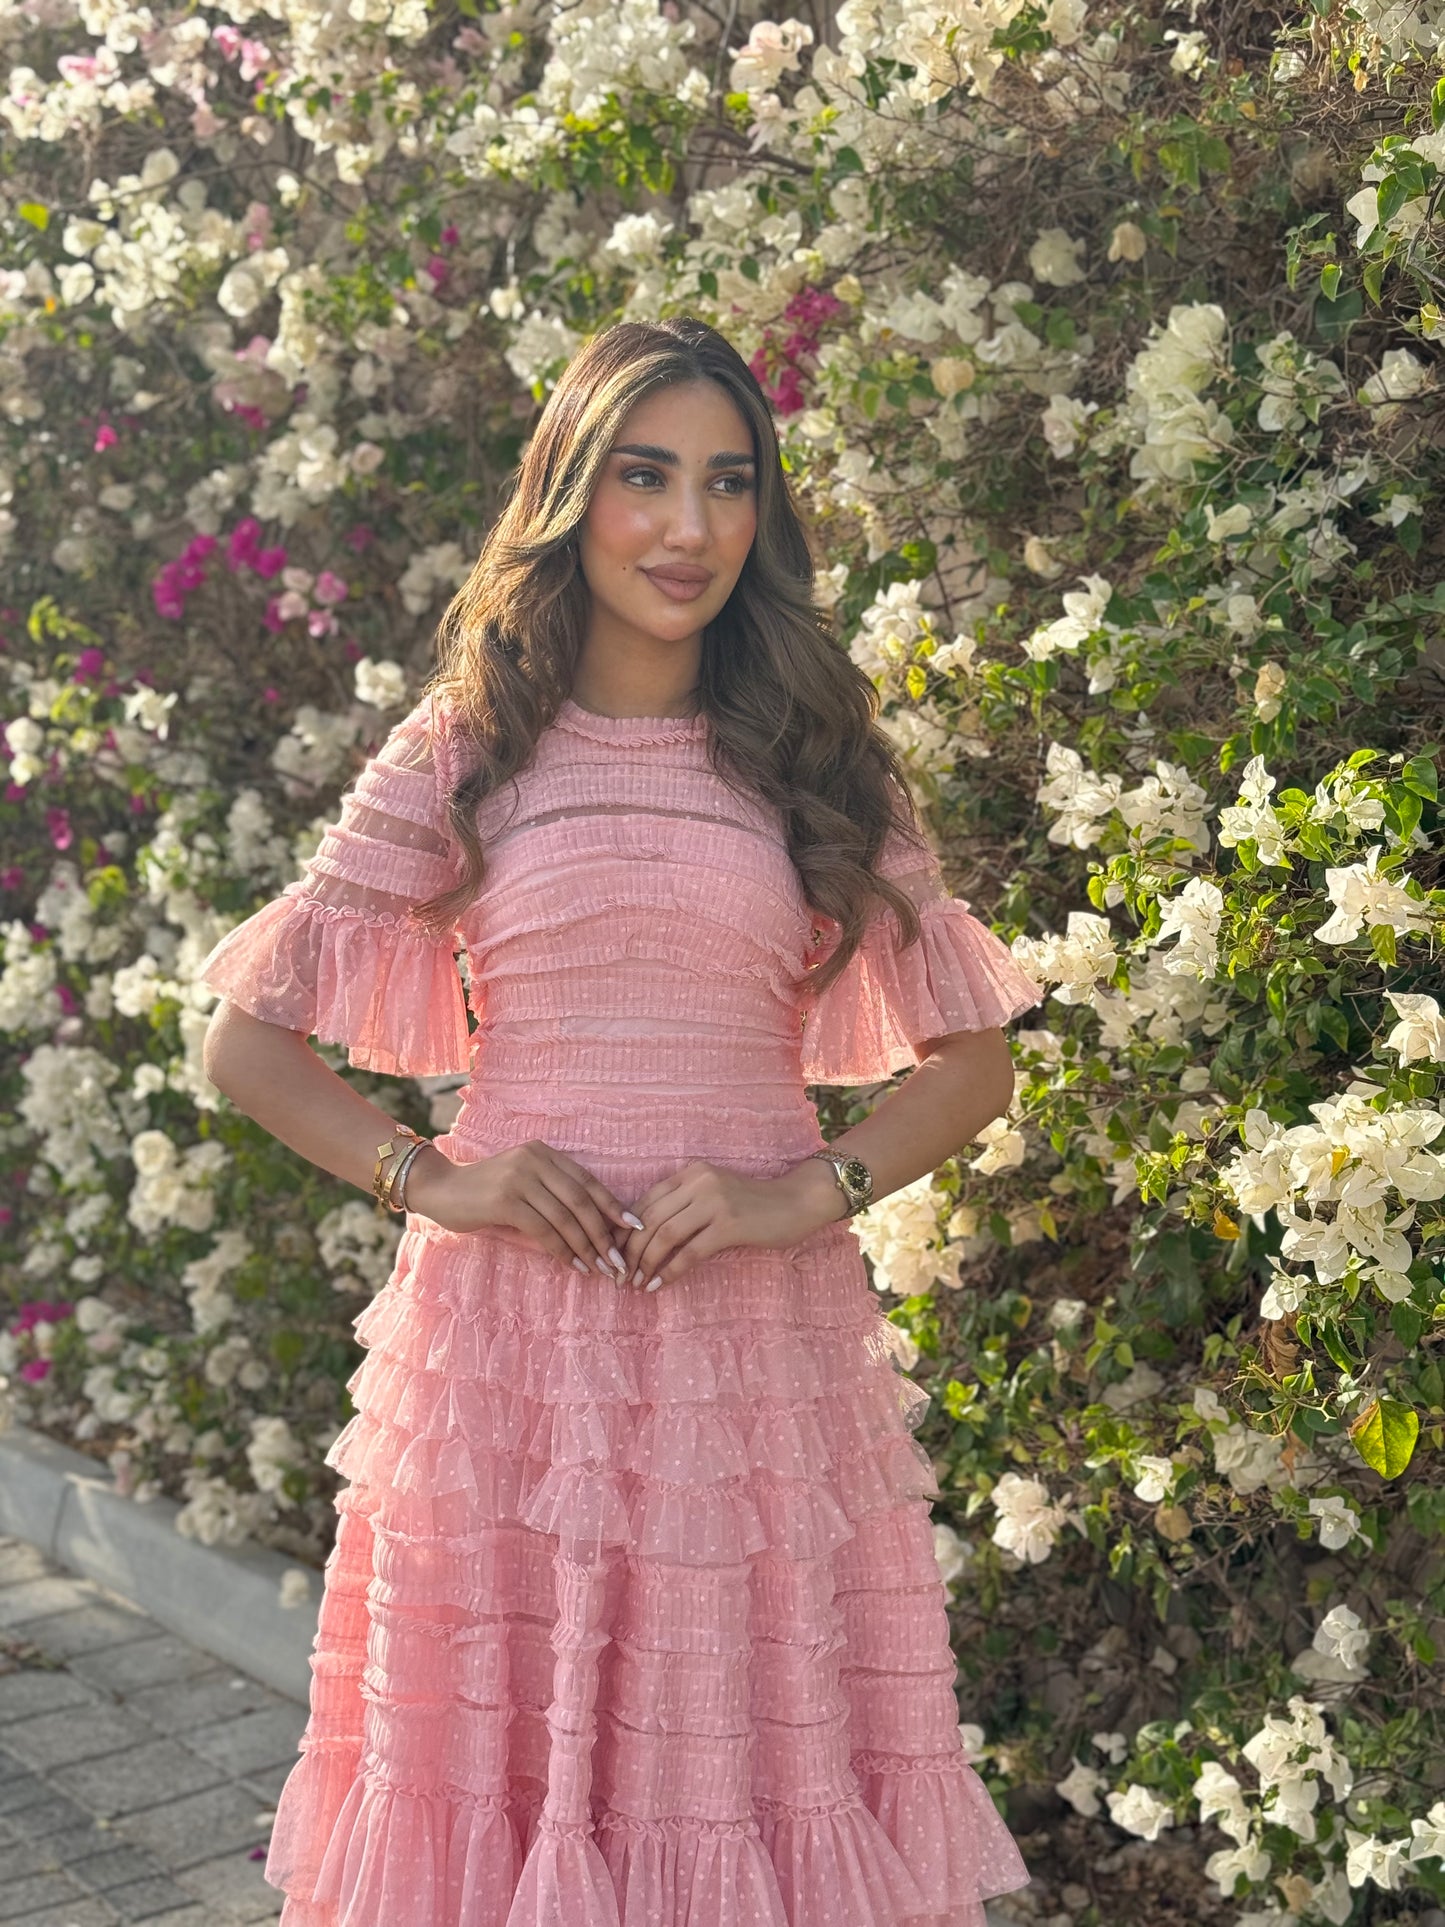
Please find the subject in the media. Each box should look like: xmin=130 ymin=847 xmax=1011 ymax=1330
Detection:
xmin=555 ymin=696 xmax=708 ymax=744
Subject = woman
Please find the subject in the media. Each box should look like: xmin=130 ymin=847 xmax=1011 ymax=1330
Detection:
xmin=199 ymin=315 xmax=1040 ymax=1927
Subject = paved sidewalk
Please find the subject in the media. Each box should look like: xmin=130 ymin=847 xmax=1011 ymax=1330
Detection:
xmin=0 ymin=1533 xmax=302 ymax=1925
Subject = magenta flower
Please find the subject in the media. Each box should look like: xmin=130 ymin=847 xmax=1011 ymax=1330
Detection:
xmin=45 ymin=807 xmax=73 ymax=851
xmin=227 ymin=517 xmax=263 ymax=571
xmin=0 ymin=866 xmax=21 ymax=889
xmin=262 ymin=686 xmax=280 ymax=703
xmin=55 ymin=982 xmax=79 ymax=1015
xmin=94 ymin=422 xmax=118 ymax=453
xmin=307 ymin=608 xmax=338 ymax=639
xmin=19 ymin=1358 xmax=52 ymax=1383
xmin=262 ymin=596 xmax=285 ymax=634
xmin=5 ymin=781 xmax=26 ymax=803
xmin=253 ymin=544 xmax=287 ymax=579
xmin=314 ymin=570 xmax=348 ymax=606
xmin=440 ymin=224 xmax=460 ymax=247
xmin=12 ymin=1299 xmax=73 ymax=1334
xmin=72 ymin=647 xmax=106 ymax=682
xmin=424 ymin=255 xmax=450 ymax=289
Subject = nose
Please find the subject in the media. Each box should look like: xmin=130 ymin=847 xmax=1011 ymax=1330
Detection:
xmin=662 ymin=484 xmax=712 ymax=551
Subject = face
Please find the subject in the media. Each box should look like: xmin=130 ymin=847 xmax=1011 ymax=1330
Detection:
xmin=576 ymin=378 xmax=759 ymax=658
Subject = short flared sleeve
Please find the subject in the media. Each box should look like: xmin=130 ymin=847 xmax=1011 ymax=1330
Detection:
xmin=196 ymin=692 xmax=472 ymax=1078
xmin=799 ymin=814 xmax=1044 ymax=1086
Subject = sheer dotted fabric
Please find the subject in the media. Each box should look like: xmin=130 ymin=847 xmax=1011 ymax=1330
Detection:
xmin=197 ymin=693 xmax=1041 ymax=1927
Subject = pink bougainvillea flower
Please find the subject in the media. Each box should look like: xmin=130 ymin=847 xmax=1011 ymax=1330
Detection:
xmin=424 ymin=255 xmax=450 ymax=290
xmin=94 ymin=422 xmax=118 ymax=452
xmin=440 ymin=224 xmax=460 ymax=247
xmin=129 ymin=792 xmax=148 ymax=814
xmin=236 ymin=334 xmax=272 ymax=365
xmin=5 ymin=781 xmax=26 ymax=803
xmin=19 ymin=1358 xmax=52 ymax=1383
xmin=252 ymin=544 xmax=287 ymax=579
xmin=0 ymin=1207 xmax=12 ymax=1226
xmin=307 ymin=608 xmax=338 ymax=639
xmin=213 ymin=22 xmax=242 ymax=56
xmin=313 ymin=570 xmax=348 ymax=606
xmin=262 ymin=686 xmax=281 ymax=703
xmin=227 ymin=517 xmax=263 ymax=571
xmin=0 ymin=866 xmax=21 ymax=889
xmin=262 ymin=596 xmax=286 ymax=634
xmin=46 ymin=807 xmax=73 ymax=851
xmin=55 ymin=982 xmax=79 ymax=1015
xmin=72 ymin=646 xmax=106 ymax=682
xmin=12 ymin=1299 xmax=73 ymax=1334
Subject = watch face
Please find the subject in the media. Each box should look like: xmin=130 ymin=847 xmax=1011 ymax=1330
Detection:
xmin=839 ymin=1157 xmax=871 ymax=1193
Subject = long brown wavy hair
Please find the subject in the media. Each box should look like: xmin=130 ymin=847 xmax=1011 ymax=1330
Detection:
xmin=413 ymin=313 xmax=932 ymax=997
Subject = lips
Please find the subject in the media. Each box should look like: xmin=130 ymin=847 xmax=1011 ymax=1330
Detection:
xmin=644 ymin=567 xmax=712 ymax=586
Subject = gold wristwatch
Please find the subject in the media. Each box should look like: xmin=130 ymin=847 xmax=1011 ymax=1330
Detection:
xmin=807 ymin=1148 xmax=874 ymax=1216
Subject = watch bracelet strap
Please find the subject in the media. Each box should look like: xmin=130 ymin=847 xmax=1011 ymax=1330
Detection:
xmin=806 ymin=1148 xmax=870 ymax=1215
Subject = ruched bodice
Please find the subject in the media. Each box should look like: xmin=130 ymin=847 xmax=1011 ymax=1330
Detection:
xmin=196 ymin=691 xmax=1039 ymax=1927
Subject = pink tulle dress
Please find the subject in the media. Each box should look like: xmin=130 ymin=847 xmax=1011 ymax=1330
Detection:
xmin=196 ymin=691 xmax=1043 ymax=1927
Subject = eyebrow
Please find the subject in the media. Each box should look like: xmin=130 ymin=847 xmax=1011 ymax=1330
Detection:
xmin=611 ymin=442 xmax=756 ymax=469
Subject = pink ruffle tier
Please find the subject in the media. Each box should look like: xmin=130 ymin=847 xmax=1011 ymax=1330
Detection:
xmin=266 ymin=1227 xmax=1030 ymax=1927
xmin=801 ymin=894 xmax=1044 ymax=1087
xmin=199 ymin=885 xmax=472 ymax=1079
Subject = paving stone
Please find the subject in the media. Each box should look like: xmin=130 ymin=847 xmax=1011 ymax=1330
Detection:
xmin=0 ymin=1540 xmax=53 ymax=1587
xmin=10 ymin=1605 xmax=165 ymax=1664
xmin=0 ymin=1766 xmax=50 ymax=1818
xmin=173 ymin=1846 xmax=282 ymax=1918
xmin=68 ymin=1843 xmax=169 ymax=1892
xmin=123 ymin=1670 xmax=282 ymax=1737
xmin=3 ymin=1703 xmax=156 ymax=1773
xmin=238 ymin=1759 xmax=294 ymax=1804
xmin=104 ymin=1874 xmax=200 ymax=1922
xmin=68 ymin=1638 xmax=224 ymax=1697
xmin=112 ymin=1781 xmax=273 ymax=1871
xmin=50 ymin=1738 xmax=226 ymax=1819
xmin=0 ymin=1576 xmax=98 ymax=1630
xmin=0 ymin=1828 xmax=65 ymax=1879
xmin=18 ymin=1792 xmax=111 ymax=1840
xmin=22 ymin=1900 xmax=120 ymax=1925
xmin=181 ymin=1704 xmax=306 ymax=1779
xmin=0 ymin=1869 xmax=89 ymax=1919
xmin=0 ymin=1667 xmax=101 ymax=1723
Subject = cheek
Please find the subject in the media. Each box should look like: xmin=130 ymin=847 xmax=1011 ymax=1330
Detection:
xmin=585 ymin=487 xmax=655 ymax=563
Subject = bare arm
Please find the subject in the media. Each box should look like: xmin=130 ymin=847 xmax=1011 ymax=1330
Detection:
xmin=202 ymin=997 xmax=436 ymax=1203
xmin=201 ymin=999 xmax=634 ymax=1276
xmin=778 ymin=1024 xmax=1020 ymax=1228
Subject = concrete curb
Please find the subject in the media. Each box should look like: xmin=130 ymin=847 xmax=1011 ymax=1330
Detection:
xmin=0 ymin=1420 xmax=317 ymax=1703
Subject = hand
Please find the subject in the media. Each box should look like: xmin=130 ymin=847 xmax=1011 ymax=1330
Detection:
xmin=404 ymin=1141 xmax=642 ymax=1281
xmin=614 ymin=1157 xmax=849 ymax=1293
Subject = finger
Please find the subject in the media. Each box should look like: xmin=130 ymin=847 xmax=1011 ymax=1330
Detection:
xmin=615 ymin=1178 xmax=682 ymax=1273
xmin=511 ymin=1196 xmax=591 ymax=1272
xmin=628 ymin=1200 xmax=708 ymax=1289
xmin=523 ymin=1181 xmax=617 ymax=1278
xmin=549 ymin=1170 xmax=631 ymax=1277
xmin=547 ymin=1149 xmax=638 ymax=1239
xmin=643 ymin=1226 xmax=717 ymax=1293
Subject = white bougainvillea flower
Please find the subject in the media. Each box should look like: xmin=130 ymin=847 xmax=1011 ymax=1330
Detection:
xmin=1316 ymin=845 xmax=1434 ymax=944
xmin=1131 ymin=1455 xmax=1176 ymax=1503
xmin=989 ymin=1471 xmax=1070 ymax=1564
xmin=1106 ymin=1782 xmax=1176 ymax=1841
xmin=1151 ymin=876 xmax=1224 ymax=978
xmin=1055 ymin=1759 xmax=1106 ymax=1817
xmin=1409 ymin=1801 xmax=1445 ymax=1862
xmin=1344 ymin=1827 xmax=1407 ymax=1889
xmin=1313 ymin=1604 xmax=1369 ymax=1676
xmin=1382 ymin=992 xmax=1445 ymax=1065
xmin=1307 ymin=1495 xmax=1363 ymax=1551
xmin=1193 ymin=1761 xmax=1253 ymax=1845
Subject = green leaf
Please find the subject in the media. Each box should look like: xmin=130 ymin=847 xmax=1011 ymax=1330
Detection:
xmin=1349 ymin=1397 xmax=1420 ymax=1477
xmin=1401 ymin=755 xmax=1437 ymax=800
xmin=1392 ymin=1302 xmax=1424 ymax=1348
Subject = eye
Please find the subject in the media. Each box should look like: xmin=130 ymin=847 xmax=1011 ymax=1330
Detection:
xmin=620 ymin=465 xmax=662 ymax=488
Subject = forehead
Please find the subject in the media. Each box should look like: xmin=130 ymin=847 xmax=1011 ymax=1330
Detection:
xmin=613 ymin=378 xmax=753 ymax=453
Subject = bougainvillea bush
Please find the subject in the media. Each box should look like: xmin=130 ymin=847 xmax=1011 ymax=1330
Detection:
xmin=3 ymin=0 xmax=1445 ymax=1918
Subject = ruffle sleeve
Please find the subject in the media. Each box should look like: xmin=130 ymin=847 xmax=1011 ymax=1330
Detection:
xmin=800 ymin=817 xmax=1044 ymax=1087
xmin=196 ymin=692 xmax=473 ymax=1079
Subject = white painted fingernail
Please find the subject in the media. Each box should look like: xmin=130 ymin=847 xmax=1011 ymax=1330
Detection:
xmin=645 ymin=1275 xmax=662 ymax=1292
xmin=594 ymin=1258 xmax=611 ymax=1276
xmin=608 ymin=1246 xmax=626 ymax=1271
xmin=571 ymin=1258 xmax=590 ymax=1275
xmin=631 ymin=1269 xmax=643 ymax=1286
xmin=622 ymin=1212 xmax=645 ymax=1231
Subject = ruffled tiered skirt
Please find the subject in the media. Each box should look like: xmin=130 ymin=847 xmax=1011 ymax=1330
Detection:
xmin=266 ymin=1216 xmax=1030 ymax=1926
